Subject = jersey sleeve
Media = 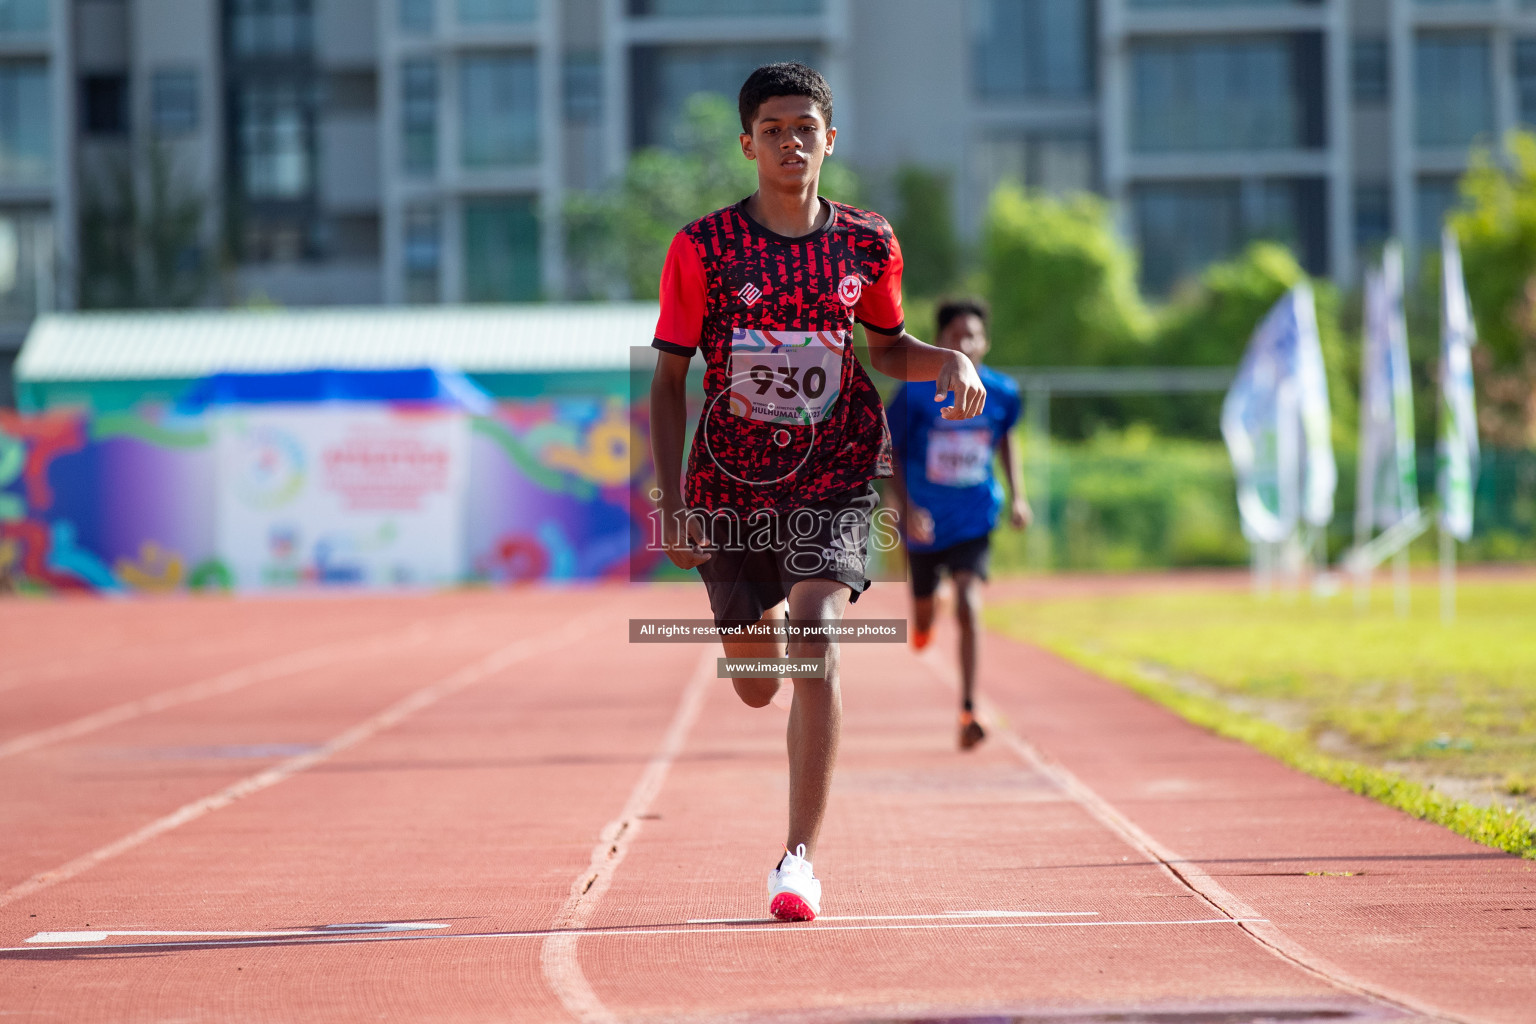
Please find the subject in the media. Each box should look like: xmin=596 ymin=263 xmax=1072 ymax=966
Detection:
xmin=855 ymin=230 xmax=905 ymax=335
xmin=652 ymin=232 xmax=707 ymax=357
xmin=1000 ymin=382 xmax=1022 ymax=437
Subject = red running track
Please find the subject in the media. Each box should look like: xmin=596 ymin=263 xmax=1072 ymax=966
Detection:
xmin=0 ymin=584 xmax=1530 ymax=1023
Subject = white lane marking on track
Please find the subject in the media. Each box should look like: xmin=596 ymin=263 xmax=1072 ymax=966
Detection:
xmin=685 ymin=911 xmax=1099 ymax=924
xmin=0 ymin=612 xmax=487 ymax=760
xmin=26 ymin=923 xmax=446 ymax=943
xmin=0 ymin=612 xmax=605 ymax=912
xmin=0 ymin=916 xmax=1269 ymax=954
xmin=540 ymin=646 xmax=715 ymax=1024
xmin=916 ymin=646 xmax=1467 ymax=1024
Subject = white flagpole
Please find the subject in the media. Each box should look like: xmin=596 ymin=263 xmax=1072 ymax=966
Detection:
xmin=1440 ymin=523 xmax=1455 ymax=623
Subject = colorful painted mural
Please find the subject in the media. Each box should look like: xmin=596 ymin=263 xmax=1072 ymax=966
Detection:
xmin=0 ymin=398 xmax=654 ymax=593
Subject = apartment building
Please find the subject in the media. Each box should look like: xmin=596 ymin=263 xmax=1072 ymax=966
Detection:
xmin=4 ymin=0 xmax=1534 ymax=396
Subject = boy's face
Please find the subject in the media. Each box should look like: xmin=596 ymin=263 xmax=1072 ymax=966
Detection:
xmin=937 ymin=313 xmax=989 ymax=365
xmin=739 ymin=94 xmax=835 ymax=191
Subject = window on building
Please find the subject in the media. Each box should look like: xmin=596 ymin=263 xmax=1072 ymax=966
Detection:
xmin=229 ymin=0 xmax=313 ymax=58
xmin=152 ymin=70 xmax=199 ymax=134
xmin=1133 ymin=178 xmax=1326 ymax=294
xmin=0 ymin=0 xmax=48 ymax=34
xmin=972 ymin=132 xmax=1096 ymax=204
xmin=564 ymin=53 xmax=601 ymax=124
xmin=239 ymin=81 xmax=315 ymax=199
xmin=1416 ymin=175 xmax=1459 ymax=245
xmin=0 ymin=209 xmax=52 ymax=322
xmin=1131 ymin=34 xmax=1324 ymax=153
xmin=404 ymin=206 xmax=440 ymax=303
xmin=400 ymin=0 xmax=434 ymax=32
xmin=402 ymin=59 xmax=438 ymax=174
xmin=628 ymin=0 xmax=821 ymax=14
xmin=329 ymin=213 xmax=379 ymax=261
xmin=82 ymin=74 xmax=130 ymax=136
xmin=630 ymin=43 xmax=815 ymax=148
xmin=1415 ymin=32 xmax=1492 ymax=147
xmin=460 ymin=53 xmax=538 ymax=168
xmin=1352 ymin=38 xmax=1388 ymax=104
xmin=464 ymin=196 xmax=539 ymax=301
xmin=326 ymin=71 xmax=376 ymax=115
xmin=458 ymin=0 xmax=538 ymax=23
xmin=972 ymin=0 xmax=1093 ymax=100
xmin=1128 ymin=0 xmax=1319 ymax=7
xmin=1517 ymin=39 xmax=1536 ymax=126
xmin=0 ymin=63 xmax=50 ymax=186
xmin=1354 ymin=182 xmax=1391 ymax=257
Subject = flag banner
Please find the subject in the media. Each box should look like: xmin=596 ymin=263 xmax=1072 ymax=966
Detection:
xmin=1356 ymin=243 xmax=1419 ymax=538
xmin=1438 ymin=228 xmax=1480 ymax=541
xmin=1222 ymin=283 xmax=1336 ymax=543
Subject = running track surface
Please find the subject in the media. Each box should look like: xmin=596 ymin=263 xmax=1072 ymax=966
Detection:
xmin=0 ymin=584 xmax=1531 ymax=1024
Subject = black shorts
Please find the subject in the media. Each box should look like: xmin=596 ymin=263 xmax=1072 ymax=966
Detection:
xmin=907 ymin=533 xmax=991 ymax=599
xmin=695 ymin=484 xmax=878 ymax=629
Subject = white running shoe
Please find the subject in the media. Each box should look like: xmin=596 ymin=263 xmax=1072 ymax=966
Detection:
xmin=767 ymin=844 xmax=821 ymax=921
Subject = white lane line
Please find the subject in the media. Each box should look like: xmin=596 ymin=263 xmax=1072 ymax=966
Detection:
xmin=0 ymin=916 xmax=1269 ymax=954
xmin=0 ymin=611 xmax=488 ymax=760
xmin=26 ymin=923 xmax=446 ymax=943
xmin=0 ymin=612 xmax=605 ymax=913
xmin=685 ymin=911 xmax=1099 ymax=924
xmin=539 ymin=646 xmax=715 ymax=1024
xmin=918 ymin=645 xmax=1468 ymax=1024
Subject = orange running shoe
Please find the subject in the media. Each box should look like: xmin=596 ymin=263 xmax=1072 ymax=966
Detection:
xmin=911 ymin=628 xmax=932 ymax=651
xmin=958 ymin=711 xmax=986 ymax=751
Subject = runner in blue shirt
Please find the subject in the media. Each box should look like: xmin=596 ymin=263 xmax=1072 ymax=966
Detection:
xmin=886 ymin=298 xmax=1032 ymax=749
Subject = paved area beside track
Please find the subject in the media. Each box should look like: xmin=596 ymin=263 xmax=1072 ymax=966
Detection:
xmin=0 ymin=583 xmax=1530 ymax=1022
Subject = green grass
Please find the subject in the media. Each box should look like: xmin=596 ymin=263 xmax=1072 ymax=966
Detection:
xmin=988 ymin=579 xmax=1536 ymax=858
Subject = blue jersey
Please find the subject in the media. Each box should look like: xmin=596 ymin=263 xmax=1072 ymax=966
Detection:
xmin=887 ymin=364 xmax=1021 ymax=552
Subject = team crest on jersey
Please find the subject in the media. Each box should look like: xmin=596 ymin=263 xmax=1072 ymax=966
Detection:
xmin=837 ymin=274 xmax=862 ymax=306
xmin=738 ymin=281 xmax=763 ymax=307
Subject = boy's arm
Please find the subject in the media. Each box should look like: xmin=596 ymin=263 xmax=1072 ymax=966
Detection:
xmin=650 ymin=351 xmax=711 ymax=568
xmin=996 ymin=429 xmax=1033 ymax=530
xmin=864 ymin=326 xmax=986 ymax=420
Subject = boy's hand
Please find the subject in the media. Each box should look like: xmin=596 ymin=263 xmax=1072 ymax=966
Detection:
xmin=936 ymin=351 xmax=986 ymax=420
xmin=658 ymin=501 xmax=713 ymax=570
xmin=1010 ymin=497 xmax=1033 ymax=530
xmin=909 ymin=506 xmax=935 ymax=546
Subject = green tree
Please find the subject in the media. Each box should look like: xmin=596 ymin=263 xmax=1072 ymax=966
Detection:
xmin=890 ymin=165 xmax=959 ymax=298
xmin=79 ymin=141 xmax=216 ymax=309
xmin=980 ymin=184 xmax=1150 ymax=367
xmin=1150 ymin=242 xmax=1353 ymax=441
xmin=1448 ymin=131 xmax=1536 ymax=447
xmin=566 ymin=93 xmax=860 ymax=300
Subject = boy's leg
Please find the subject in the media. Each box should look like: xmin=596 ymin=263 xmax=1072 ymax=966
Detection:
xmin=783 ymin=577 xmax=849 ymax=859
xmin=948 ymin=534 xmax=992 ymax=750
xmin=911 ymin=594 xmax=936 ymax=637
xmin=907 ymin=549 xmax=940 ymax=650
xmin=720 ymin=604 xmax=787 ymax=708
xmin=952 ymin=569 xmax=982 ymax=711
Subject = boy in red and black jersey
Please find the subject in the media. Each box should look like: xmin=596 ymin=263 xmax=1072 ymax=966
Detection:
xmin=649 ymin=62 xmax=986 ymax=922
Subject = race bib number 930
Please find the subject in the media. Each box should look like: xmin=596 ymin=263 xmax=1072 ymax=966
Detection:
xmin=726 ymin=329 xmax=845 ymax=426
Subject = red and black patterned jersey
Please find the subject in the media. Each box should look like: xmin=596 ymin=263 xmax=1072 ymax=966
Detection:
xmin=652 ymin=198 xmax=903 ymax=513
